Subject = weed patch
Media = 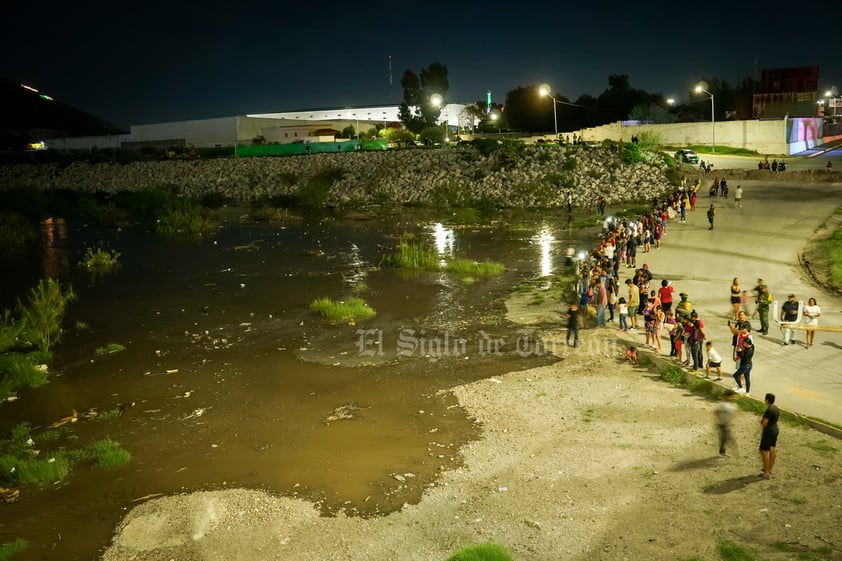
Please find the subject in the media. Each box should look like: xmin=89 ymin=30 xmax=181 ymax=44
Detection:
xmin=445 ymin=542 xmax=513 ymax=561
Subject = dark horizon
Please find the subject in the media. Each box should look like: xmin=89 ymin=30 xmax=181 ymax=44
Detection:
xmin=5 ymin=1 xmax=840 ymax=129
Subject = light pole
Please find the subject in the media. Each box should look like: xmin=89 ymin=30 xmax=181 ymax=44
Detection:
xmin=538 ymin=84 xmax=558 ymax=138
xmin=825 ymin=88 xmax=838 ymax=119
xmin=694 ymin=82 xmax=715 ymax=153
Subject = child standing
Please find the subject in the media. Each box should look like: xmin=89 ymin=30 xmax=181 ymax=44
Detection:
xmin=618 ymin=297 xmax=629 ymax=331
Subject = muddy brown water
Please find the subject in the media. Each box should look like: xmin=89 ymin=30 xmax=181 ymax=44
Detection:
xmin=0 ymin=210 xmax=583 ymax=560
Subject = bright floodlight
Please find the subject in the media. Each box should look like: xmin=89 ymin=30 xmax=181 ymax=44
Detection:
xmin=667 ymin=98 xmax=675 ymax=105
xmin=538 ymin=84 xmax=551 ymax=97
xmin=430 ymin=94 xmax=443 ymax=107
xmin=490 ymin=112 xmax=498 ymax=121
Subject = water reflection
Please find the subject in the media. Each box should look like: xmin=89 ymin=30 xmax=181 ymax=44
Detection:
xmin=430 ymin=223 xmax=454 ymax=262
xmin=41 ymin=217 xmax=69 ymax=278
xmin=532 ymin=227 xmax=556 ymax=278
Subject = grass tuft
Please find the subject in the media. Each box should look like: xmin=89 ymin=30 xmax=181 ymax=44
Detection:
xmin=310 ymin=297 xmax=376 ymax=321
xmin=95 ymin=342 xmax=127 ymax=356
xmin=660 ymin=366 xmax=686 ymax=386
xmin=445 ymin=258 xmax=505 ymax=276
xmin=718 ymin=540 xmax=757 ymax=561
xmin=445 ymin=542 xmax=513 ymax=561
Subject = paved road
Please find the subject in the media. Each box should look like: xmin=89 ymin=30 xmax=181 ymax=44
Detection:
xmin=623 ymin=179 xmax=842 ymax=426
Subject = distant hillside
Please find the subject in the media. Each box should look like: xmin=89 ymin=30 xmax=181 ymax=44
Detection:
xmin=0 ymin=78 xmax=125 ymax=150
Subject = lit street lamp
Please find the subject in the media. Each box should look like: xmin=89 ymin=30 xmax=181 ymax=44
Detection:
xmin=694 ymin=82 xmax=715 ymax=153
xmin=430 ymin=94 xmax=448 ymax=138
xmin=490 ymin=111 xmax=500 ymax=133
xmin=538 ymin=84 xmax=559 ymax=138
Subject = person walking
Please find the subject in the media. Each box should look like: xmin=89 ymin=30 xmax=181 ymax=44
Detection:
xmin=565 ymin=303 xmax=580 ymax=348
xmin=781 ymin=294 xmax=800 ymax=346
xmin=715 ymin=390 xmax=738 ymax=457
xmin=734 ymin=185 xmax=743 ymax=208
xmin=732 ymin=339 xmax=754 ymax=395
xmin=759 ymin=393 xmax=780 ymax=479
xmin=803 ymin=297 xmax=821 ymax=347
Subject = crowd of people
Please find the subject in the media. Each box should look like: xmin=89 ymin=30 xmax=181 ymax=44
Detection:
xmin=558 ymin=172 xmax=830 ymax=478
xmin=565 ymin=179 xmax=824 ymax=380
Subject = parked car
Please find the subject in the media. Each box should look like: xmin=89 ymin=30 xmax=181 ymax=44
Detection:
xmin=674 ymin=149 xmax=700 ymax=164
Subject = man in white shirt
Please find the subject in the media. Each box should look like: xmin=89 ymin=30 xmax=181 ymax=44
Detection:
xmin=705 ymin=341 xmax=723 ymax=380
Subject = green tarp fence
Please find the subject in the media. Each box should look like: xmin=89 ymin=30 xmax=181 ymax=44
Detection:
xmin=236 ymin=139 xmax=388 ymax=157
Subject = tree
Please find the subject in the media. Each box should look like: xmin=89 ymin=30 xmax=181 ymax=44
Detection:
xmin=398 ymin=63 xmax=449 ymax=134
xmin=504 ymin=85 xmax=562 ymax=132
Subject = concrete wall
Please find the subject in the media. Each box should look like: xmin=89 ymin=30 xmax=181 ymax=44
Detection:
xmin=576 ymin=118 xmax=791 ymax=155
xmin=47 ymin=134 xmax=130 ymax=152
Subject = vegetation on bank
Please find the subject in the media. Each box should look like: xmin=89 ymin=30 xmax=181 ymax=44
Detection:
xmin=0 ymin=423 xmax=131 ymax=489
xmin=816 ymin=205 xmax=842 ymax=289
xmin=0 ymin=539 xmax=27 ymax=561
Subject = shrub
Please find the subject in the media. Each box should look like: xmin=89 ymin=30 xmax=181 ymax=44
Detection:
xmin=472 ymin=138 xmax=500 ymax=157
xmin=0 ymin=212 xmax=39 ymax=256
xmin=95 ymin=342 xmax=127 ymax=355
xmin=297 ymin=167 xmax=345 ymax=209
xmin=18 ymin=278 xmax=76 ymax=353
xmin=80 ymin=247 xmax=121 ymax=272
xmin=155 ymin=197 xmax=210 ymax=235
xmin=496 ymin=138 xmax=526 ymax=169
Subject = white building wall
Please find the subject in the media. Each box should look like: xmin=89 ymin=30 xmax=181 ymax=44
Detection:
xmin=130 ymin=117 xmax=240 ymax=147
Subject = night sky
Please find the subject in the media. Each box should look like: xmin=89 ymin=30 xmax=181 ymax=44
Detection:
xmin=5 ymin=0 xmax=840 ymax=129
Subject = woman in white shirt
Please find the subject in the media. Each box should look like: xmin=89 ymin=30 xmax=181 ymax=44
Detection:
xmin=803 ymin=297 xmax=821 ymax=347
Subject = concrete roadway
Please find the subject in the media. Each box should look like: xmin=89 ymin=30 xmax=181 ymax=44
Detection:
xmin=622 ymin=179 xmax=842 ymax=426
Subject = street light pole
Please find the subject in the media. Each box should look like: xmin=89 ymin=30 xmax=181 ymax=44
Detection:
xmin=538 ymin=84 xmax=559 ymax=139
xmin=695 ymin=84 xmax=715 ymax=154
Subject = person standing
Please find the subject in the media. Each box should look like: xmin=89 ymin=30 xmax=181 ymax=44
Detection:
xmin=734 ymin=185 xmax=743 ymax=208
xmin=707 ymin=204 xmax=716 ymax=230
xmin=687 ymin=318 xmax=705 ymax=371
xmin=565 ymin=303 xmax=580 ymax=348
xmin=618 ymin=297 xmax=629 ymax=331
xmin=715 ymin=389 xmax=738 ymax=457
xmin=596 ymin=281 xmax=608 ymax=327
xmin=732 ymin=339 xmax=754 ymax=395
xmin=658 ymin=279 xmax=674 ymax=313
xmin=759 ymin=393 xmax=780 ymax=479
xmin=803 ymin=297 xmax=821 ymax=347
xmin=625 ymin=278 xmax=639 ymax=330
xmin=781 ymin=294 xmax=800 ymax=346
xmin=756 ymin=285 xmax=772 ymax=335
xmin=730 ymin=278 xmax=742 ymax=320
xmin=727 ymin=311 xmax=752 ymax=363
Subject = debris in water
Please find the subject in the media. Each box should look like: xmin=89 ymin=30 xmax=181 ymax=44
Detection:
xmin=323 ymin=403 xmax=369 ymax=424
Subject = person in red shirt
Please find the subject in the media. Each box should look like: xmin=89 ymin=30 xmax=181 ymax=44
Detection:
xmin=658 ymin=279 xmax=674 ymax=313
